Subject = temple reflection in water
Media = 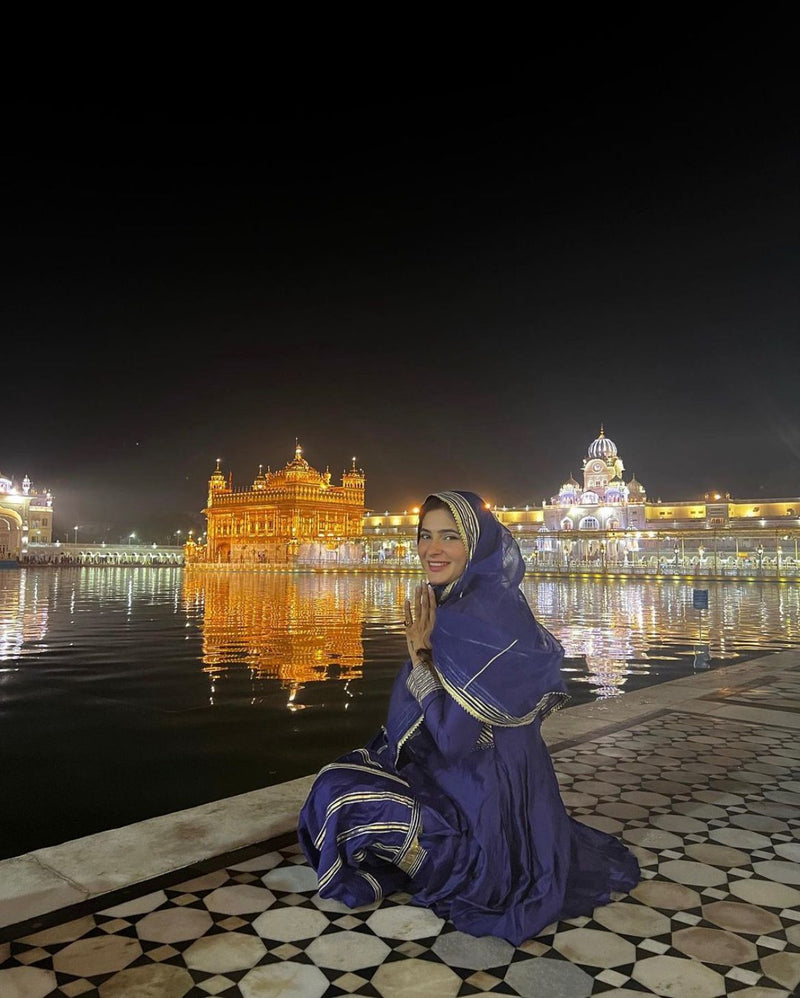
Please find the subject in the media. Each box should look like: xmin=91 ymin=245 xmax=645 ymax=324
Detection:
xmin=182 ymin=570 xmax=366 ymax=707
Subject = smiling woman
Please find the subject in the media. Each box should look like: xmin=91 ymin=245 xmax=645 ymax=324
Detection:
xmin=416 ymin=500 xmax=468 ymax=586
xmin=298 ymin=490 xmax=640 ymax=946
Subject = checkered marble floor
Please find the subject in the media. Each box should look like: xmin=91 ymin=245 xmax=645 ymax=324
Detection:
xmin=2 ymin=676 xmax=800 ymax=997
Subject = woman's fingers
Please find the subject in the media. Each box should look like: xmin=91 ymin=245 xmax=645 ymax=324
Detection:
xmin=417 ymin=583 xmax=435 ymax=633
xmin=405 ymin=584 xmax=435 ymax=633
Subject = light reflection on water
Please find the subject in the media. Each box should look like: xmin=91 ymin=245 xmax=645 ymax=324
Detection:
xmin=525 ymin=576 xmax=800 ymax=700
xmin=0 ymin=566 xmax=798 ymax=858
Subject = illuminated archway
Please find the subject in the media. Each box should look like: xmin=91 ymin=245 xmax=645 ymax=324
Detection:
xmin=0 ymin=506 xmax=23 ymax=559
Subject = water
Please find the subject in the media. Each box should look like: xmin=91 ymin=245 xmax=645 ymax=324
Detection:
xmin=1 ymin=566 xmax=798 ymax=860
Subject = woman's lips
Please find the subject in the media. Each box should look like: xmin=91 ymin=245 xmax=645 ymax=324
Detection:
xmin=427 ymin=562 xmax=448 ymax=572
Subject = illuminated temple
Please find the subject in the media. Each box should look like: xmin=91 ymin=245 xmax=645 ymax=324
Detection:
xmin=189 ymin=445 xmax=366 ymax=566
xmin=362 ymin=428 xmax=800 ymax=574
xmin=0 ymin=472 xmax=53 ymax=561
xmin=189 ymin=431 xmax=800 ymax=575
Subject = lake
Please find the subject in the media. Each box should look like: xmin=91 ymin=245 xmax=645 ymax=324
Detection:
xmin=1 ymin=566 xmax=798 ymax=859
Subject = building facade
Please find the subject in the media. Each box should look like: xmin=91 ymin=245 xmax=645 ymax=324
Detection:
xmin=189 ymin=445 xmax=367 ymax=565
xmin=0 ymin=471 xmax=53 ymax=561
xmin=363 ymin=429 xmax=800 ymax=576
xmin=189 ymin=431 xmax=799 ymax=576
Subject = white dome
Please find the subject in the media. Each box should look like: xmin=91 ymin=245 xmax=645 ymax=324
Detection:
xmin=587 ymin=429 xmax=617 ymax=460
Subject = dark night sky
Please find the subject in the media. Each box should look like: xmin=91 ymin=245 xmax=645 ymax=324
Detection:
xmin=2 ymin=50 xmax=798 ymax=542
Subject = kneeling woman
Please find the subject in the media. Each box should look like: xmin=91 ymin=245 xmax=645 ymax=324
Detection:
xmin=298 ymin=490 xmax=639 ymax=945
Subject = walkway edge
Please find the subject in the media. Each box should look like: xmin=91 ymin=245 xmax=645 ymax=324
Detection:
xmin=0 ymin=776 xmax=314 ymax=929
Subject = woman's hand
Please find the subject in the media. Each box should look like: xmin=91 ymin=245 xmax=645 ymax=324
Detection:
xmin=404 ymin=583 xmax=436 ymax=668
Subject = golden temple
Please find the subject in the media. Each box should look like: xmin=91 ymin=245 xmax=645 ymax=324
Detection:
xmin=189 ymin=445 xmax=366 ymax=566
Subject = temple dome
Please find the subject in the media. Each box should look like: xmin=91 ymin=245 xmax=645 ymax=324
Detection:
xmin=587 ymin=428 xmax=617 ymax=460
xmin=287 ymin=444 xmax=309 ymax=470
xmin=627 ymin=474 xmax=645 ymax=494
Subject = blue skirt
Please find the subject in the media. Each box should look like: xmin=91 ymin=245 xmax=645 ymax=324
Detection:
xmin=297 ymin=720 xmax=640 ymax=946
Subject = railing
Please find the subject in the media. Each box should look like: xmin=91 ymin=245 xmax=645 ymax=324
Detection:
xmin=20 ymin=544 xmax=185 ymax=567
xmin=187 ymin=556 xmax=799 ymax=581
xmin=521 ymin=561 xmax=799 ymax=580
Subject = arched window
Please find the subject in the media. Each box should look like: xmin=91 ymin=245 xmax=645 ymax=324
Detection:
xmin=579 ymin=516 xmax=600 ymax=530
xmin=580 ymin=491 xmax=599 ymax=505
xmin=560 ymin=518 xmax=573 ymax=530
xmin=607 ymin=517 xmax=620 ymax=530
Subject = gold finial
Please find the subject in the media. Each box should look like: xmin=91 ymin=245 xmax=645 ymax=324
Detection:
xmin=351 ymin=455 xmax=357 ymax=469
xmin=295 ymin=440 xmax=302 ymax=459
xmin=599 ymin=423 xmax=605 ymax=436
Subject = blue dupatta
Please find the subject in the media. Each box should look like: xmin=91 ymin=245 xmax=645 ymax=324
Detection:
xmin=386 ymin=491 xmax=568 ymax=760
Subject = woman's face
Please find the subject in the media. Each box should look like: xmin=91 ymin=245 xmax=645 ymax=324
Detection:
xmin=417 ymin=508 xmax=468 ymax=586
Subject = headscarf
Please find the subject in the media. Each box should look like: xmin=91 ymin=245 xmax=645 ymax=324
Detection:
xmin=418 ymin=490 xmax=523 ymax=603
xmin=387 ymin=491 xmax=568 ymax=757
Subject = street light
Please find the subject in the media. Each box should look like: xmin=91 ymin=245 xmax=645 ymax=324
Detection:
xmin=74 ymin=525 xmax=80 ymax=545
xmin=174 ymin=530 xmax=182 ymax=546
xmin=129 ymin=533 xmax=136 ymax=545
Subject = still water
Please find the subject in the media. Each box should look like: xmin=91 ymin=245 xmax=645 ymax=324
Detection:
xmin=1 ymin=566 xmax=799 ymax=860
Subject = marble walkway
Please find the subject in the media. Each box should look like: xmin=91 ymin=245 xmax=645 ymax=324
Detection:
xmin=1 ymin=650 xmax=799 ymax=997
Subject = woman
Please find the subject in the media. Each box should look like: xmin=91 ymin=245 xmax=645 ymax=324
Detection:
xmin=298 ymin=490 xmax=639 ymax=945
